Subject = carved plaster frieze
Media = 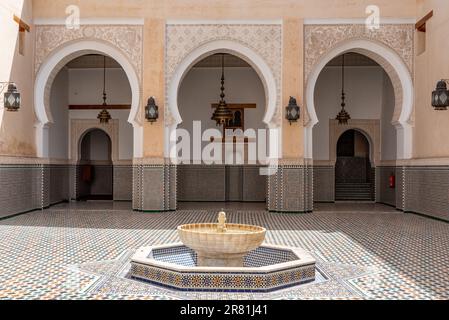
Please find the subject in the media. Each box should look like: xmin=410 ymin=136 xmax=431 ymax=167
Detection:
xmin=35 ymin=25 xmax=143 ymax=81
xmin=304 ymin=24 xmax=414 ymax=81
xmin=165 ymin=23 xmax=282 ymax=127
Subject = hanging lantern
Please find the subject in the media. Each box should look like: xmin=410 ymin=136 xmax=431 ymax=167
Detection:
xmin=2 ymin=83 xmax=21 ymax=112
xmin=336 ymin=54 xmax=351 ymax=125
xmin=145 ymin=97 xmax=159 ymax=124
xmin=97 ymin=55 xmax=112 ymax=124
xmin=432 ymin=80 xmax=449 ymax=111
xmin=97 ymin=109 xmax=112 ymax=124
xmin=212 ymin=54 xmax=233 ymax=126
xmin=285 ymin=96 xmax=300 ymax=125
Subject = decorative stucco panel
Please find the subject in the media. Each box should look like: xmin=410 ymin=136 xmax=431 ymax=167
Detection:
xmin=304 ymin=24 xmax=414 ymax=81
xmin=35 ymin=25 xmax=143 ymax=80
xmin=165 ymin=23 xmax=282 ymax=127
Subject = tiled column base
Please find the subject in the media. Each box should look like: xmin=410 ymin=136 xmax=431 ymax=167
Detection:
xmin=267 ymin=164 xmax=313 ymax=213
xmin=132 ymin=162 xmax=176 ymax=212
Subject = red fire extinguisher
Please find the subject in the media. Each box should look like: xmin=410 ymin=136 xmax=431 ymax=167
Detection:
xmin=389 ymin=173 xmax=396 ymax=189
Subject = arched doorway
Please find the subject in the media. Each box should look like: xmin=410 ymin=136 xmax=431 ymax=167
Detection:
xmin=335 ymin=130 xmax=374 ymax=201
xmin=34 ymin=40 xmax=142 ymax=159
xmin=175 ymin=53 xmax=268 ymax=207
xmin=305 ymin=39 xmax=413 ymax=161
xmin=77 ymin=129 xmax=113 ymax=201
xmin=167 ymin=40 xmax=281 ymax=210
xmin=47 ymin=53 xmax=134 ymax=202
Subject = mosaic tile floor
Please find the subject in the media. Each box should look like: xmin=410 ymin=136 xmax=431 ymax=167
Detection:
xmin=0 ymin=202 xmax=448 ymax=300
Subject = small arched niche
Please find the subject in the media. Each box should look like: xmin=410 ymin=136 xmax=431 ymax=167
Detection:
xmin=77 ymin=129 xmax=113 ymax=201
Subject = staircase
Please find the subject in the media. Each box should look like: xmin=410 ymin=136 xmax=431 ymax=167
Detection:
xmin=335 ymin=182 xmax=373 ymax=201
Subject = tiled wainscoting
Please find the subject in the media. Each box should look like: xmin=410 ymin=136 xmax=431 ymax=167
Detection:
xmin=0 ymin=165 xmax=46 ymax=219
xmin=0 ymin=164 xmax=73 ymax=219
xmin=313 ymin=166 xmax=335 ymax=202
xmin=315 ymin=164 xmax=449 ymax=222
xmin=113 ymin=166 xmax=133 ymax=201
xmin=177 ymin=165 xmax=267 ymax=202
xmin=1 ymin=161 xmax=448 ymax=222
xmin=0 ymin=162 xmax=133 ymax=219
xmin=402 ymin=166 xmax=449 ymax=221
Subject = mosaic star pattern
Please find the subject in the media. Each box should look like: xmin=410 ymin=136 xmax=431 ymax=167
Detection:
xmin=0 ymin=202 xmax=448 ymax=300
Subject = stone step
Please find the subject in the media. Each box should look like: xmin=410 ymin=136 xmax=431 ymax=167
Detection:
xmin=335 ymin=182 xmax=374 ymax=201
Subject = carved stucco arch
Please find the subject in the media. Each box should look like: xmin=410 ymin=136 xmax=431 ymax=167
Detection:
xmin=329 ymin=119 xmax=380 ymax=167
xmin=34 ymin=38 xmax=143 ymax=159
xmin=305 ymin=38 xmax=414 ymax=161
xmin=70 ymin=119 xmax=119 ymax=163
xmin=165 ymin=39 xmax=280 ymax=158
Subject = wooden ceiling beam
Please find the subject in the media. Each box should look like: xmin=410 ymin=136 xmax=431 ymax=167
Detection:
xmin=13 ymin=15 xmax=30 ymax=32
xmin=415 ymin=10 xmax=433 ymax=32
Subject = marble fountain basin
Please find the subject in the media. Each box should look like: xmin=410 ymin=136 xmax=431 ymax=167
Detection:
xmin=177 ymin=223 xmax=266 ymax=267
xmin=129 ymin=212 xmax=316 ymax=292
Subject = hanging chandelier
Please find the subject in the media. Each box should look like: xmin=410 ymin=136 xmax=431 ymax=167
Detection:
xmin=211 ymin=54 xmax=233 ymax=126
xmin=98 ymin=55 xmax=112 ymax=124
xmin=336 ymin=53 xmax=351 ymax=125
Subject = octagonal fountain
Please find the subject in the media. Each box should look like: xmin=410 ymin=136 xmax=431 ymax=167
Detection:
xmin=130 ymin=212 xmax=316 ymax=292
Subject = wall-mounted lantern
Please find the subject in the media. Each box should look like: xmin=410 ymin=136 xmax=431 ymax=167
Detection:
xmin=145 ymin=97 xmax=159 ymax=124
xmin=1 ymin=82 xmax=21 ymax=112
xmin=285 ymin=96 xmax=300 ymax=125
xmin=432 ymin=79 xmax=449 ymax=110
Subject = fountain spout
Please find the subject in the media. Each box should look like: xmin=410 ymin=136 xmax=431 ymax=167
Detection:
xmin=217 ymin=211 xmax=227 ymax=233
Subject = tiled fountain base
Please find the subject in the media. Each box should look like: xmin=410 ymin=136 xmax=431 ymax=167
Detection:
xmin=70 ymin=249 xmax=370 ymax=300
xmin=130 ymin=244 xmax=316 ymax=292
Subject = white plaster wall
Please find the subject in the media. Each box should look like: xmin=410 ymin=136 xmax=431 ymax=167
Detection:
xmin=177 ymin=67 xmax=266 ymax=160
xmin=68 ymin=68 xmax=131 ymax=105
xmin=313 ymin=66 xmax=396 ymax=161
xmin=49 ymin=68 xmax=69 ymax=159
xmin=381 ymin=71 xmax=397 ymax=161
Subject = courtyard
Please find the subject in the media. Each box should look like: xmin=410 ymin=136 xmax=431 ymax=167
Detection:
xmin=0 ymin=202 xmax=447 ymax=300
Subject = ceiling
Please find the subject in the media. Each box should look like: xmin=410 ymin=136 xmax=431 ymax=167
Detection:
xmin=193 ymin=54 xmax=251 ymax=68
xmin=66 ymin=55 xmax=122 ymax=69
xmin=326 ymin=52 xmax=379 ymax=67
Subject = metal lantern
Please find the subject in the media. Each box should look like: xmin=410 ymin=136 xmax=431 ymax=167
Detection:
xmin=336 ymin=54 xmax=351 ymax=125
xmin=145 ymin=97 xmax=159 ymax=124
xmin=432 ymin=80 xmax=449 ymax=111
xmin=3 ymin=83 xmax=21 ymax=112
xmin=212 ymin=54 xmax=233 ymax=126
xmin=97 ymin=109 xmax=112 ymax=124
xmin=97 ymin=55 xmax=112 ymax=124
xmin=285 ymin=96 xmax=300 ymax=125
